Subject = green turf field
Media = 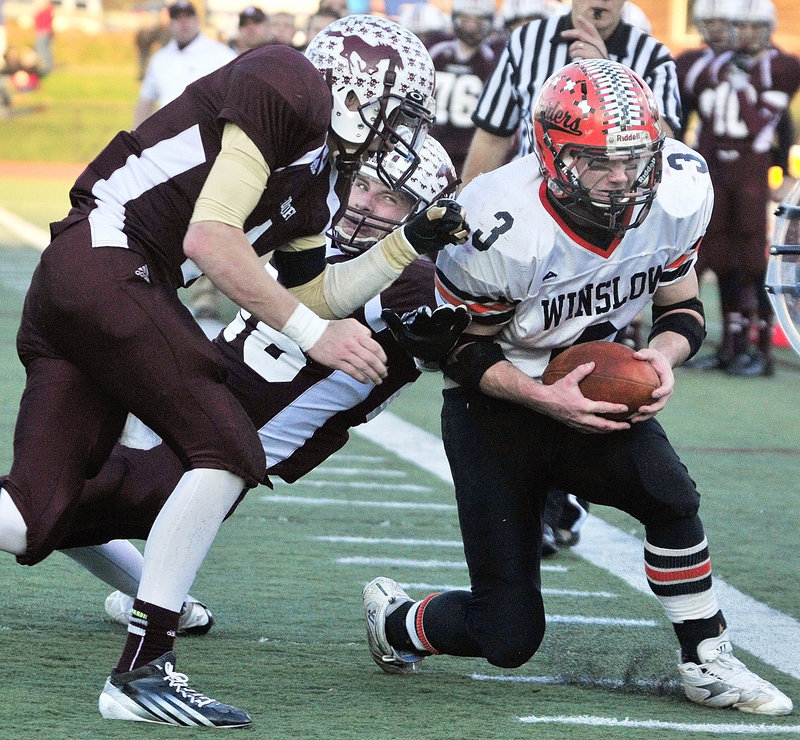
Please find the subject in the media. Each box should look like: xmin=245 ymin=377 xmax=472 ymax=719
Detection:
xmin=0 ymin=196 xmax=799 ymax=739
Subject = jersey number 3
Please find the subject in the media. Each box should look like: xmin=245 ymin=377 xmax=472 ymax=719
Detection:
xmin=472 ymin=211 xmax=513 ymax=251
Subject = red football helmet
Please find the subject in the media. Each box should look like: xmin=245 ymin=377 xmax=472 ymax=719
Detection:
xmin=532 ymin=59 xmax=664 ymax=235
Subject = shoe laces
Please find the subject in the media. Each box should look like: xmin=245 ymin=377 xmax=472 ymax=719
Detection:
xmin=702 ymin=652 xmax=765 ymax=690
xmin=162 ymin=662 xmax=215 ymax=707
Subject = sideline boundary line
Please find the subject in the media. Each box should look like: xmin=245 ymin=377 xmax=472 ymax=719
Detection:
xmin=517 ymin=715 xmax=800 ymax=733
xmin=355 ymin=411 xmax=800 ymax=681
xmin=0 ymin=206 xmax=48 ymax=251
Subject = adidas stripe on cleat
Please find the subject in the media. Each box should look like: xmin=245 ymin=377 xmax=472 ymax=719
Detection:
xmin=99 ymin=651 xmax=251 ymax=727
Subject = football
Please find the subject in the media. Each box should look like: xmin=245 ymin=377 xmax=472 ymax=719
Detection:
xmin=541 ymin=341 xmax=660 ymax=421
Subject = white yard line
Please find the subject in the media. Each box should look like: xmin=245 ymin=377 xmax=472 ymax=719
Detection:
xmin=355 ymin=411 xmax=800 ymax=681
xmin=517 ymin=715 xmax=800 ymax=734
xmin=0 ymin=206 xmax=48 ymax=251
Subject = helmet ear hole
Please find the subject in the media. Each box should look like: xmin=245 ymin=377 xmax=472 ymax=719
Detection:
xmin=344 ymin=91 xmax=361 ymax=112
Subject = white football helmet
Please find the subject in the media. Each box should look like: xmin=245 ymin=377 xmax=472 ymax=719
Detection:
xmin=451 ymin=0 xmax=495 ymax=47
xmin=622 ymin=2 xmax=653 ymax=34
xmin=766 ymin=183 xmax=800 ymax=357
xmin=331 ymin=136 xmax=459 ymax=255
xmin=500 ymin=0 xmax=559 ymax=29
xmin=305 ymin=14 xmax=436 ymax=187
xmin=397 ymin=2 xmax=452 ymax=38
xmin=729 ymin=0 xmax=776 ymax=55
xmin=692 ymin=0 xmax=737 ymax=51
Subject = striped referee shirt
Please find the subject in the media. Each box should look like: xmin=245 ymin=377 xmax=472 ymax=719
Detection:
xmin=472 ymin=14 xmax=683 ymax=152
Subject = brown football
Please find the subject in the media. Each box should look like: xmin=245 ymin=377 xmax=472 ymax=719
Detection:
xmin=541 ymin=341 xmax=660 ymax=421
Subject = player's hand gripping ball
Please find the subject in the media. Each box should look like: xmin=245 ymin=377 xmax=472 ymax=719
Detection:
xmin=541 ymin=340 xmax=660 ymax=421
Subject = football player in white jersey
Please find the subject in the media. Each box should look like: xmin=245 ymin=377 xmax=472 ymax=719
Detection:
xmin=361 ymin=59 xmax=793 ymax=716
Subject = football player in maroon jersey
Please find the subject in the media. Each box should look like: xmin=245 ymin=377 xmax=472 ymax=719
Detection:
xmin=427 ymin=0 xmax=500 ymax=176
xmin=0 ymin=15 xmax=471 ymax=728
xmin=684 ymin=0 xmax=800 ymax=376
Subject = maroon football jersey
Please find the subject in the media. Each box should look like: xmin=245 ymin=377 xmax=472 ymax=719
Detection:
xmin=214 ymin=256 xmax=437 ymax=483
xmin=691 ymin=47 xmax=800 ymax=160
xmin=428 ymin=39 xmax=498 ymax=176
xmin=54 ymin=45 xmax=349 ymax=289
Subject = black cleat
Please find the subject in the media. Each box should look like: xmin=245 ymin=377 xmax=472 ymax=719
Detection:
xmin=99 ymin=651 xmax=251 ymax=727
xmin=726 ymin=350 xmax=774 ymax=377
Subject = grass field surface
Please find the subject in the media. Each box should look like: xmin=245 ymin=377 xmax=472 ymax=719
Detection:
xmin=1 ymin=173 xmax=800 ymax=739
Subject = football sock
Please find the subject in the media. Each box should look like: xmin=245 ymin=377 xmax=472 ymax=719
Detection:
xmin=385 ymin=600 xmax=415 ymax=651
xmin=405 ymin=594 xmax=441 ymax=654
xmin=61 ymin=540 xmax=143 ymax=595
xmin=137 ymin=468 xmax=245 ymax=612
xmin=674 ymin=610 xmax=727 ymax=664
xmin=644 ymin=517 xmax=722 ymax=663
xmin=117 ymin=598 xmax=181 ymax=672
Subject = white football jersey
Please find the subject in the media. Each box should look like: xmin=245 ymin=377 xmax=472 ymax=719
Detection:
xmin=435 ymin=138 xmax=714 ymax=379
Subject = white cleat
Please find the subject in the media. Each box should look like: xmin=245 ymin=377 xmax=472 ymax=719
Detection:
xmin=104 ymin=591 xmax=215 ymax=636
xmin=678 ymin=630 xmax=793 ymax=715
xmin=362 ymin=577 xmax=424 ymax=675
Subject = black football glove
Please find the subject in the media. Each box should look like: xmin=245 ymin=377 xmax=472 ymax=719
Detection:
xmin=402 ymin=198 xmax=470 ymax=256
xmin=381 ymin=304 xmax=471 ymax=363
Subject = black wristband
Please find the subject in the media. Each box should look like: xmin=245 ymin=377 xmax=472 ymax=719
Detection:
xmin=647 ymin=312 xmax=706 ymax=360
xmin=443 ymin=341 xmax=507 ymax=390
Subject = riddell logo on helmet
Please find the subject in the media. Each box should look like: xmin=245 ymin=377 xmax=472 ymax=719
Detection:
xmin=539 ymin=102 xmax=582 ymax=134
xmin=607 ymin=130 xmax=650 ymax=147
xmin=328 ymin=31 xmax=405 ymax=76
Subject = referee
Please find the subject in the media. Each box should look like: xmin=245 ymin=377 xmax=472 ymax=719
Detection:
xmin=461 ymin=0 xmax=682 ymax=186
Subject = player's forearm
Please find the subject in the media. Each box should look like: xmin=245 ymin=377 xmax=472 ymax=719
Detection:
xmin=478 ymin=358 xmax=550 ymax=409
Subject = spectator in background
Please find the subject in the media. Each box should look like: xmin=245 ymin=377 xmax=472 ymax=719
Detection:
xmin=428 ymin=0 xmax=499 ymax=176
xmin=0 ymin=0 xmax=8 ymax=60
xmin=268 ymin=11 xmax=299 ymax=48
xmin=236 ymin=5 xmax=271 ymax=52
xmin=301 ymin=6 xmax=341 ymax=49
xmin=317 ymin=0 xmax=348 ymax=16
xmin=133 ymin=0 xmax=236 ymax=128
xmin=33 ymin=0 xmax=53 ymax=76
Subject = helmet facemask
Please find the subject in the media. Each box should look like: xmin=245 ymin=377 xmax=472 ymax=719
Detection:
xmin=543 ymin=136 xmax=664 ymax=235
xmin=533 ymin=59 xmax=665 ymax=237
xmin=330 ymin=136 xmax=458 ymax=255
xmin=305 ymin=15 xmax=437 ymax=189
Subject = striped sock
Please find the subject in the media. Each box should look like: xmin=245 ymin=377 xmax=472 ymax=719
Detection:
xmin=644 ymin=536 xmax=718 ymax=619
xmin=405 ymin=594 xmax=441 ymax=654
xmin=116 ymin=599 xmax=181 ymax=672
